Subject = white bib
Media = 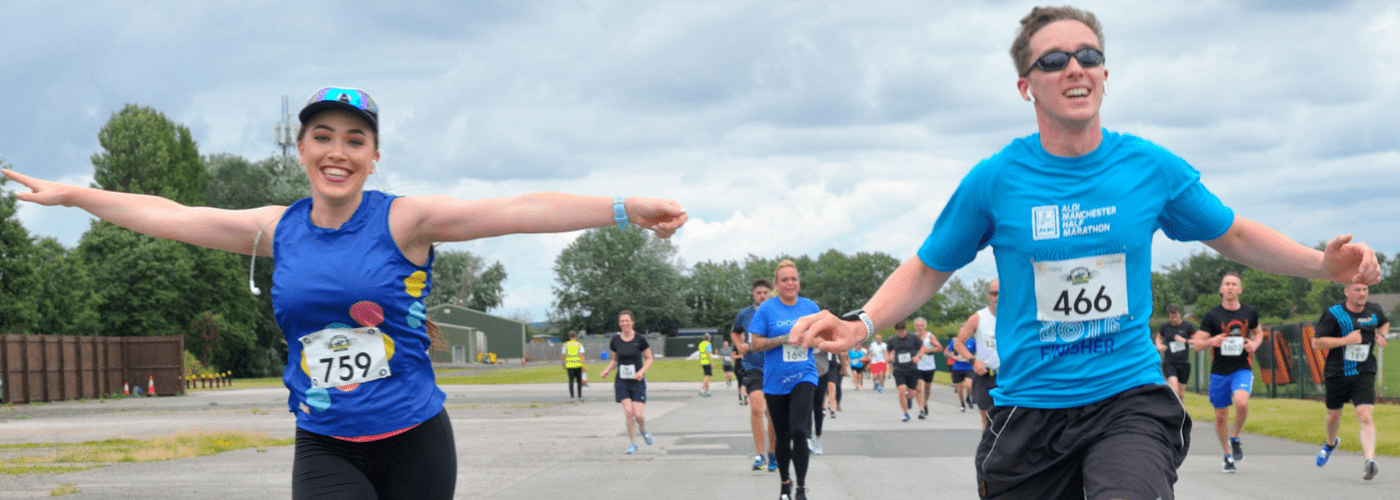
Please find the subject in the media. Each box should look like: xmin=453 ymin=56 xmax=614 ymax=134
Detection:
xmin=897 ymin=352 xmax=912 ymax=364
xmin=782 ymin=344 xmax=809 ymax=362
xmin=1169 ymin=341 xmax=1186 ymax=353
xmin=619 ymin=363 xmax=637 ymax=379
xmin=1033 ymin=253 xmax=1129 ymax=322
xmin=1344 ymin=344 xmax=1370 ymax=363
xmin=302 ymin=327 xmax=392 ymax=389
xmin=1221 ymin=337 xmax=1245 ymax=357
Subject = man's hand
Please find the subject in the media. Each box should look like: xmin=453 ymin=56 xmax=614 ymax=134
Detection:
xmin=788 ymin=310 xmax=865 ymax=353
xmin=1321 ymin=234 xmax=1381 ymax=285
xmin=1344 ymin=330 xmax=1363 ymax=345
xmin=973 ymin=359 xmax=988 ymax=376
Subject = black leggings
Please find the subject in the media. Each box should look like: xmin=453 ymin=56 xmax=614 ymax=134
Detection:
xmin=827 ymin=371 xmax=843 ymax=405
xmin=765 ymin=382 xmax=815 ymax=487
xmin=566 ymin=367 xmax=583 ymax=398
xmin=812 ymin=376 xmax=828 ymax=437
xmin=293 ymin=409 xmax=457 ymax=500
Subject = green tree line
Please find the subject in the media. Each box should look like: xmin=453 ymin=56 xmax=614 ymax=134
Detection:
xmin=5 ymin=103 xmax=1398 ymax=375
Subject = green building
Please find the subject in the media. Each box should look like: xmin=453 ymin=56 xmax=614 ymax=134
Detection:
xmin=426 ymin=304 xmax=528 ymax=364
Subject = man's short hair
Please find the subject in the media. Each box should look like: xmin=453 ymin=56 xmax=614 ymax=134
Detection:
xmin=753 ymin=278 xmax=773 ymax=290
xmin=1010 ymin=6 xmax=1105 ymax=76
xmin=894 ymin=320 xmax=907 ymax=331
xmin=1166 ymin=304 xmax=1182 ymax=315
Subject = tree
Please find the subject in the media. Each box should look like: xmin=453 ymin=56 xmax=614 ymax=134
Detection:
xmin=683 ymin=259 xmax=751 ymax=331
xmin=206 ymin=153 xmax=309 ymax=209
xmin=802 ymin=250 xmax=900 ymax=315
xmin=0 ymin=160 xmax=39 ymax=332
xmin=1156 ymin=250 xmax=1245 ymax=310
xmin=428 ymin=249 xmax=507 ymax=312
xmin=1239 ymin=268 xmax=1295 ymax=318
xmin=91 ymin=104 xmax=208 ymax=205
xmin=551 ymin=226 xmax=689 ymax=335
xmin=28 ymin=237 xmax=100 ymax=336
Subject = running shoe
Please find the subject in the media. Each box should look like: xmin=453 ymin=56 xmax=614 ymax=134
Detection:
xmin=918 ymin=409 xmax=927 ymax=420
xmin=828 ymin=409 xmax=835 ymax=419
xmin=794 ymin=487 xmax=807 ymax=500
xmin=807 ymin=437 xmax=814 ymax=451
xmin=907 ymin=397 xmax=914 ymax=410
xmin=1316 ymin=437 xmax=1339 ymax=467
xmin=753 ymin=455 xmax=765 ymax=470
xmin=626 ymin=444 xmax=637 ymax=454
xmin=960 ymin=404 xmax=967 ymax=412
xmin=1230 ymin=437 xmax=1243 ymax=460
xmin=768 ymin=453 xmax=778 ymax=472
xmin=1222 ymin=455 xmax=1236 ymax=473
xmin=1364 ymin=459 xmax=1378 ymax=480
xmin=643 ymin=432 xmax=654 ymax=445
xmin=902 ymin=413 xmax=910 ymax=422
xmin=812 ymin=438 xmax=823 ymax=455
xmin=876 ymin=384 xmax=882 ymax=393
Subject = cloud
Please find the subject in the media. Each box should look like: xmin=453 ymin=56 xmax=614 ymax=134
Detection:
xmin=4 ymin=0 xmax=1398 ymax=322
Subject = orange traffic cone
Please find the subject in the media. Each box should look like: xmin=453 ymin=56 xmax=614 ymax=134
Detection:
xmin=147 ymin=376 xmax=155 ymax=396
xmin=581 ymin=369 xmax=589 ymax=386
xmin=123 ymin=382 xmax=130 ymax=395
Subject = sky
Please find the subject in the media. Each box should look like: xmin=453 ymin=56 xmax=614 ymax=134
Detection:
xmin=3 ymin=0 xmax=1398 ymax=322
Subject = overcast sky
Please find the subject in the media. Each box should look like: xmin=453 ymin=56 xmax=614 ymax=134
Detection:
xmin=4 ymin=0 xmax=1398 ymax=322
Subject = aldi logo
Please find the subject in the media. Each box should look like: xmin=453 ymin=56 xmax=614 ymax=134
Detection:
xmin=1032 ymin=205 xmax=1059 ymax=240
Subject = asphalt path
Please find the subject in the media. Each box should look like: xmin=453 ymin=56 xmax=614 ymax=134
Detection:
xmin=0 ymin=374 xmax=1393 ymax=499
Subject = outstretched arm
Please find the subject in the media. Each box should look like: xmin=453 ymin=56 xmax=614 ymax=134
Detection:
xmin=4 ymin=169 xmax=283 ymax=256
xmin=789 ymin=256 xmax=953 ymax=353
xmin=1205 ymin=217 xmax=1379 ymax=285
xmin=392 ymin=193 xmax=687 ymax=249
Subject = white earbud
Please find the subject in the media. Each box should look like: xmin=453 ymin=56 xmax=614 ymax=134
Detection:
xmin=1029 ymin=92 xmax=1037 ymax=104
xmin=249 ymin=280 xmax=261 ymax=296
xmin=1103 ymin=80 xmax=1109 ymax=96
xmin=248 ymin=222 xmax=267 ymax=296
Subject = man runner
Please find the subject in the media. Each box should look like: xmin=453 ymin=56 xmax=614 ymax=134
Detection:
xmin=732 ymin=278 xmax=778 ymax=472
xmin=1192 ymin=272 xmax=1262 ymax=473
xmin=1311 ymin=282 xmax=1389 ymax=480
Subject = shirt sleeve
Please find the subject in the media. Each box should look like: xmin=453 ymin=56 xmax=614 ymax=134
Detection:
xmin=917 ymin=163 xmax=994 ymax=272
xmin=1315 ymin=310 xmax=1340 ymax=338
xmin=1158 ymin=176 xmax=1234 ymax=242
xmin=748 ymin=307 xmax=770 ymax=338
xmin=732 ymin=310 xmax=747 ymax=334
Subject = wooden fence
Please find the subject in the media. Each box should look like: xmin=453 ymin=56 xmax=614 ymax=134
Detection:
xmin=0 ymin=334 xmax=185 ymax=404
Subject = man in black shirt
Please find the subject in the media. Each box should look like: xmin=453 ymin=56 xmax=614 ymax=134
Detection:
xmin=885 ymin=321 xmax=924 ymax=422
xmin=1154 ymin=304 xmax=1195 ymax=400
xmin=1191 ymin=272 xmax=1262 ymax=473
xmin=1311 ymin=283 xmax=1390 ymax=480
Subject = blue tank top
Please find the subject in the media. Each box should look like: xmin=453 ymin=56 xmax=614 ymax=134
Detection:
xmin=749 ymin=297 xmax=821 ymax=395
xmin=273 ymin=191 xmax=445 ymax=436
xmin=951 ymin=338 xmax=975 ymax=371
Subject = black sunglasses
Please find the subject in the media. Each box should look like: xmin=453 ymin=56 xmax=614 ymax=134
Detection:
xmin=1023 ymin=48 xmax=1104 ymax=76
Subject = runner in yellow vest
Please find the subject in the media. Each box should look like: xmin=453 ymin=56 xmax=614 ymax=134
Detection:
xmin=698 ymin=333 xmax=714 ymax=397
xmin=561 ymin=330 xmax=586 ymax=403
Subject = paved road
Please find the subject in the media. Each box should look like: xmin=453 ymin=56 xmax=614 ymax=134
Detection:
xmin=0 ymin=378 xmax=1392 ymax=499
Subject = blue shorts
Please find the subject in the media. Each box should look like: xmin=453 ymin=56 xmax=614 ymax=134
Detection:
xmin=1208 ymin=369 xmax=1253 ymax=408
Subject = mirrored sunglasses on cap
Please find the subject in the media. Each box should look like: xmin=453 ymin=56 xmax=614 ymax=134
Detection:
xmin=1022 ymin=48 xmax=1104 ymax=76
xmin=299 ymin=87 xmax=379 ymax=132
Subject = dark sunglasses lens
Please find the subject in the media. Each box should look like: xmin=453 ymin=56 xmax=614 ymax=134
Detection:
xmin=1036 ymin=51 xmax=1070 ymax=71
xmin=1075 ymin=48 xmax=1104 ymax=67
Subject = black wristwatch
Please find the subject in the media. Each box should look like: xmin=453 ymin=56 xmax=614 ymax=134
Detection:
xmin=840 ymin=309 xmax=874 ymax=343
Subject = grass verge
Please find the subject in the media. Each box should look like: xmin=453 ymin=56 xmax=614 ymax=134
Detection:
xmin=436 ymin=358 xmax=711 ymax=385
xmin=0 ymin=432 xmax=294 ymax=476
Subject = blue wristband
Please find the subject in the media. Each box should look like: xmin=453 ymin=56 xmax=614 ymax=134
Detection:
xmin=613 ymin=197 xmax=628 ymax=229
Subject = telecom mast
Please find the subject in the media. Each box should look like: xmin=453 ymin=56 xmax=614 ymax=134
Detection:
xmin=273 ymin=95 xmax=295 ymax=158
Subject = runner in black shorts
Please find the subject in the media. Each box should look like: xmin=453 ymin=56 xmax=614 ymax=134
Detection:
xmin=599 ymin=310 xmax=654 ymax=455
xmin=1311 ymin=283 xmax=1389 ymax=479
xmin=885 ymin=321 xmax=924 ymax=422
xmin=1153 ymin=304 xmax=1195 ymax=400
xmin=732 ymin=279 xmax=777 ymax=472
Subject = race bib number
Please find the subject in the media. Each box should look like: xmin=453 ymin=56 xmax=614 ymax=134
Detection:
xmin=619 ymin=364 xmax=637 ymax=379
xmin=1344 ymin=344 xmax=1370 ymax=363
xmin=782 ymin=344 xmax=809 ymax=362
xmin=1221 ymin=337 xmax=1245 ymax=356
xmin=897 ymin=353 xmax=912 ymax=364
xmin=1169 ymin=341 xmax=1186 ymax=353
xmin=1033 ymin=253 xmax=1129 ymax=322
xmin=302 ymin=327 xmax=392 ymax=389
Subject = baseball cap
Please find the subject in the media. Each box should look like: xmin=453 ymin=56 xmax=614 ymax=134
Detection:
xmin=299 ymin=87 xmax=378 ymax=134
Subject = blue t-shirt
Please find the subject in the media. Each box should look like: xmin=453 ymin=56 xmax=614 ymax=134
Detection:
xmin=733 ymin=305 xmax=764 ymax=370
xmin=951 ymin=338 xmax=975 ymax=371
xmin=274 ymin=191 xmax=445 ymax=436
xmin=849 ymin=348 xmax=865 ymax=368
xmin=917 ymin=130 xmax=1234 ymax=408
xmin=748 ymin=297 xmax=821 ymax=395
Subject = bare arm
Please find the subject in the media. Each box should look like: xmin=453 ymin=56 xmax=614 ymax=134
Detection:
xmin=392 ymin=193 xmax=687 ymax=252
xmin=4 ymin=169 xmax=284 ymax=256
xmin=789 ymin=256 xmax=954 ymax=352
xmin=953 ymin=314 xmax=978 ymax=360
xmin=1312 ymin=330 xmax=1362 ymax=351
xmin=1245 ymin=325 xmax=1265 ymax=353
xmin=1205 ymin=217 xmax=1380 ymax=285
xmin=751 ymin=333 xmax=791 ymax=353
xmin=637 ymin=348 xmax=654 ymax=380
xmin=1378 ymin=323 xmax=1390 ymax=348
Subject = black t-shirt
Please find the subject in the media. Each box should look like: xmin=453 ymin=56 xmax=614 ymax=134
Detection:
xmin=1316 ymin=302 xmax=1389 ymax=379
xmin=1200 ymin=304 xmax=1259 ymax=375
xmin=886 ymin=334 xmax=923 ymax=372
xmin=609 ymin=333 xmax=651 ymax=382
xmin=1157 ymin=321 xmax=1196 ymax=365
